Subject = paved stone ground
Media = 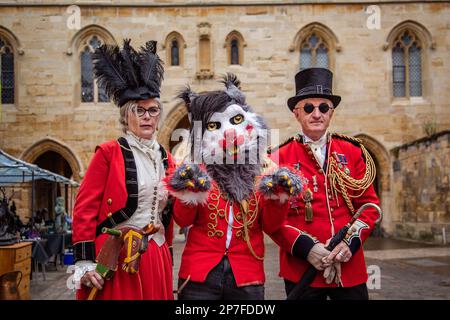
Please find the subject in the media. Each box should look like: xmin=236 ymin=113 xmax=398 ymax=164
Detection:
xmin=29 ymin=237 xmax=450 ymax=300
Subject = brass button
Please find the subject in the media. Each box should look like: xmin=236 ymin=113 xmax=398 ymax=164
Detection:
xmin=107 ymin=212 xmax=112 ymax=217
xmin=318 ymin=169 xmax=323 ymax=173
xmin=330 ymin=208 xmax=334 ymax=212
xmin=107 ymin=198 xmax=112 ymax=205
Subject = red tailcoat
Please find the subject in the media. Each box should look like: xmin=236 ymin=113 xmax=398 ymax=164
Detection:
xmin=72 ymin=140 xmax=175 ymax=299
xmin=269 ymin=134 xmax=380 ymax=288
xmin=173 ymin=185 xmax=289 ymax=287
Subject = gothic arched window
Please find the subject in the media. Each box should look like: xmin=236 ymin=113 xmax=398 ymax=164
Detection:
xmin=291 ymin=23 xmax=340 ymax=72
xmin=299 ymin=33 xmax=329 ymax=70
xmin=392 ymin=30 xmax=422 ymax=97
xmin=225 ymin=31 xmax=245 ymax=66
xmin=165 ymin=32 xmax=185 ymax=67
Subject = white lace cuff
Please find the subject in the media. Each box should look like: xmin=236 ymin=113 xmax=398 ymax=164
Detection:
xmin=73 ymin=260 xmax=97 ymax=288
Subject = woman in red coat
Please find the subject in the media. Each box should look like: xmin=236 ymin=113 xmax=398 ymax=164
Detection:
xmin=72 ymin=39 xmax=175 ymax=300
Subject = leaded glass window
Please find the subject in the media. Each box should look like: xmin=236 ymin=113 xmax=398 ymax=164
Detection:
xmin=392 ymin=43 xmax=406 ymax=97
xmin=409 ymin=43 xmax=422 ymax=96
xmin=80 ymin=35 xmax=108 ymax=103
xmin=80 ymin=47 xmax=93 ymax=103
xmin=316 ymin=44 xmax=329 ymax=69
xmin=171 ymin=39 xmax=179 ymax=66
xmin=0 ymin=37 xmax=14 ymax=104
xmin=231 ymin=39 xmax=239 ymax=65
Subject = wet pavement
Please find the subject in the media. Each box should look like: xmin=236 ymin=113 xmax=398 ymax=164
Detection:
xmin=363 ymin=237 xmax=439 ymax=250
xmin=28 ymin=236 xmax=450 ymax=300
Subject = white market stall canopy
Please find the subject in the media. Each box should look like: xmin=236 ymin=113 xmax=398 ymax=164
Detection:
xmin=0 ymin=149 xmax=79 ymax=187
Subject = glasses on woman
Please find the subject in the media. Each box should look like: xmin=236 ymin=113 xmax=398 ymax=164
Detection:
xmin=134 ymin=106 xmax=161 ymax=118
xmin=302 ymin=103 xmax=332 ymax=114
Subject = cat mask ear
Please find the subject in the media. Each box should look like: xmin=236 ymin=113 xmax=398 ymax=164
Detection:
xmin=221 ymin=72 xmax=246 ymax=105
xmin=177 ymin=85 xmax=198 ymax=114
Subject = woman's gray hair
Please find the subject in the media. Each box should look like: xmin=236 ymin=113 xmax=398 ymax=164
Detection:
xmin=119 ymin=99 xmax=163 ymax=134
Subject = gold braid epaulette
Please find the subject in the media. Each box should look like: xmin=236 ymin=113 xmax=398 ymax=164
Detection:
xmin=267 ymin=134 xmax=301 ymax=154
xmin=329 ymin=133 xmax=376 ymax=215
xmin=331 ymin=133 xmax=363 ymax=147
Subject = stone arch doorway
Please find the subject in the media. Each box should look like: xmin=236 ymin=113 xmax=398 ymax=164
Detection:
xmin=34 ymin=151 xmax=73 ymax=220
xmin=159 ymin=102 xmax=190 ymax=163
xmin=355 ymin=134 xmax=390 ymax=199
xmin=368 ymin=148 xmax=381 ymax=198
xmin=21 ymin=138 xmax=82 ymax=218
xmin=355 ymin=134 xmax=391 ymax=236
xmin=21 ymin=137 xmax=83 ymax=180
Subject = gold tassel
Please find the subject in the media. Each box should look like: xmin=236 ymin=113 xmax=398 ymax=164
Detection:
xmin=305 ymin=201 xmax=313 ymax=222
xmin=302 ymin=189 xmax=314 ymax=223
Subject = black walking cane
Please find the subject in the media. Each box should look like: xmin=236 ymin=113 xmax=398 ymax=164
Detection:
xmin=286 ymin=203 xmax=383 ymax=300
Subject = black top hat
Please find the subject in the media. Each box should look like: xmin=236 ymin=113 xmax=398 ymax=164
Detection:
xmin=287 ymin=68 xmax=341 ymax=112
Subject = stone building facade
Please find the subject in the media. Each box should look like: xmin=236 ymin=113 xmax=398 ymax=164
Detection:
xmin=0 ymin=0 xmax=449 ymax=242
xmin=392 ymin=131 xmax=450 ymax=243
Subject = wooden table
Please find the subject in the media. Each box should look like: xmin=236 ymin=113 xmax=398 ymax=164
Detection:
xmin=0 ymin=242 xmax=32 ymax=299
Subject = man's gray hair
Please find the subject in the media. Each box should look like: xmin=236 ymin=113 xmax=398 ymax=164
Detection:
xmin=119 ymin=99 xmax=163 ymax=133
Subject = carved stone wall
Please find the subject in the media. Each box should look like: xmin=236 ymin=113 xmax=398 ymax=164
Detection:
xmin=392 ymin=131 xmax=450 ymax=244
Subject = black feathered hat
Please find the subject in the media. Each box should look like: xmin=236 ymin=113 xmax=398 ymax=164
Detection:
xmin=92 ymin=39 xmax=164 ymax=107
xmin=287 ymin=68 xmax=341 ymax=112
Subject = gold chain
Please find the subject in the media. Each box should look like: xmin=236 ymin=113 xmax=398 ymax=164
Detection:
xmin=239 ymin=198 xmax=264 ymax=261
xmin=328 ymin=144 xmax=376 ymax=215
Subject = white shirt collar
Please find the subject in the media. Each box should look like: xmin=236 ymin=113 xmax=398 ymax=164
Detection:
xmin=126 ymin=131 xmax=159 ymax=161
xmin=303 ymin=132 xmax=329 ymax=168
xmin=303 ymin=132 xmax=329 ymax=147
xmin=126 ymin=130 xmax=156 ymax=148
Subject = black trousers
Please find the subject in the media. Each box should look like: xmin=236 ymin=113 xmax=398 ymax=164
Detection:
xmin=285 ymin=279 xmax=369 ymax=300
xmin=178 ymin=256 xmax=264 ymax=300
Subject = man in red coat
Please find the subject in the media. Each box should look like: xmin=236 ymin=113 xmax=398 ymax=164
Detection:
xmin=269 ymin=68 xmax=380 ymax=300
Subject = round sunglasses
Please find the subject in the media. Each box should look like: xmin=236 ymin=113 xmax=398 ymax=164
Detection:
xmin=301 ymin=103 xmax=332 ymax=114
